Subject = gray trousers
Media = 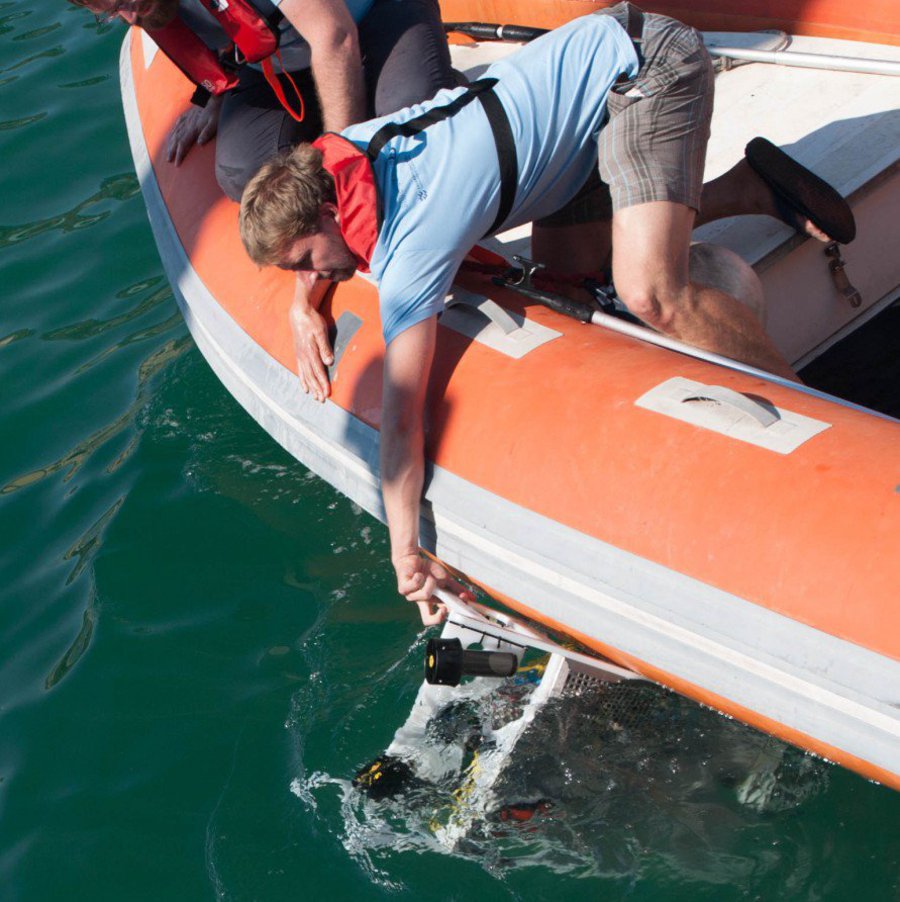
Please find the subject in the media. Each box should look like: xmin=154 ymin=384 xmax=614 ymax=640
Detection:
xmin=215 ymin=0 xmax=455 ymax=200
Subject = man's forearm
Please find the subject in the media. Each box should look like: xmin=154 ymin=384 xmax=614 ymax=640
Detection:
xmin=379 ymin=318 xmax=468 ymax=621
xmin=278 ymin=0 xmax=367 ymax=133
xmin=379 ymin=318 xmax=438 ymax=566
xmin=310 ymin=35 xmax=366 ymax=133
xmin=381 ymin=420 xmax=425 ymax=565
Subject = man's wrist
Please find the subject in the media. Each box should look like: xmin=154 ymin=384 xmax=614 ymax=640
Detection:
xmin=293 ymin=275 xmax=329 ymax=312
xmin=290 ymin=295 xmax=314 ymax=315
xmin=391 ymin=549 xmax=420 ymax=567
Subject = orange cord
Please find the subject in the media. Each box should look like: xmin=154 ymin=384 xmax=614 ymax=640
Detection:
xmin=260 ymin=51 xmax=305 ymax=122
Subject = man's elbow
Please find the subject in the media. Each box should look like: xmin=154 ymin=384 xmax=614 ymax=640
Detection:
xmin=311 ymin=24 xmax=360 ymax=60
xmin=382 ymin=401 xmax=423 ymax=446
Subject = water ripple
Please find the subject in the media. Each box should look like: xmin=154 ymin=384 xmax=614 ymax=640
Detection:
xmin=44 ymin=278 xmax=170 ymax=343
xmin=58 ymin=75 xmax=108 ymax=89
xmin=0 ymin=173 xmax=140 ymax=249
xmin=44 ymin=600 xmax=95 ymax=690
xmin=14 ymin=22 xmax=61 ymax=41
xmin=0 ymin=45 xmax=64 ymax=74
xmin=42 ymin=496 xmax=126 ymax=690
xmin=0 ymin=112 xmax=47 ymax=131
xmin=1 ymin=334 xmax=192 ymax=495
xmin=63 ymin=495 xmax=124 ymax=586
xmin=0 ymin=9 xmax=31 ymax=37
xmin=0 ymin=327 xmax=35 ymax=346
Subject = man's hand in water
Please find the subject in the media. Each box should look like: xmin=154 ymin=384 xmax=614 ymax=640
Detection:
xmin=166 ymin=95 xmax=223 ymax=166
xmin=393 ymin=552 xmax=475 ymax=626
xmin=290 ymin=271 xmax=334 ymax=402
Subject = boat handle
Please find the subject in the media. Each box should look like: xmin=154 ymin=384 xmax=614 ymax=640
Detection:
xmin=445 ymin=294 xmax=520 ymax=335
xmin=682 ymin=385 xmax=780 ymax=428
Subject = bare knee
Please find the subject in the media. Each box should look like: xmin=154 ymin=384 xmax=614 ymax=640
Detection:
xmin=616 ymin=282 xmax=688 ymax=332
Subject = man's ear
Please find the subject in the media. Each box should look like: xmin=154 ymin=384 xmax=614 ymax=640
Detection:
xmin=321 ymin=202 xmax=340 ymax=226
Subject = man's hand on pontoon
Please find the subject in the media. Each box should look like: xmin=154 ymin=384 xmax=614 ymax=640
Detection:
xmin=290 ymin=271 xmax=334 ymax=402
xmin=166 ymin=95 xmax=223 ymax=166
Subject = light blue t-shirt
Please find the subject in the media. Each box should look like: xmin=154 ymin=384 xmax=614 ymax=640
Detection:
xmin=180 ymin=0 xmax=376 ymax=72
xmin=340 ymin=14 xmax=639 ymax=346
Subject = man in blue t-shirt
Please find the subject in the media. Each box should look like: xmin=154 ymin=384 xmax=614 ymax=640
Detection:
xmin=238 ymin=5 xmax=854 ymax=622
xmin=71 ymin=0 xmax=456 ymax=199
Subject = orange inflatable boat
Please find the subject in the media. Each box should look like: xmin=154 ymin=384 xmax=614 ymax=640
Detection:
xmin=119 ymin=2 xmax=900 ymax=788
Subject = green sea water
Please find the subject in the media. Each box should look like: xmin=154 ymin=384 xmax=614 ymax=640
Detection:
xmin=1 ymin=2 xmax=899 ymax=899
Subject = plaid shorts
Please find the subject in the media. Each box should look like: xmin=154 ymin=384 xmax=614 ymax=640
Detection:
xmin=537 ymin=3 xmax=714 ymax=226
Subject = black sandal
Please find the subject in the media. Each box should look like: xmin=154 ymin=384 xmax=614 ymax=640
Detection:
xmin=745 ymin=136 xmax=856 ymax=244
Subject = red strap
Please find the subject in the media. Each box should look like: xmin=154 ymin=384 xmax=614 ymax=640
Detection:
xmin=261 ymin=52 xmax=305 ymax=122
xmin=464 ymin=244 xmax=509 ymax=268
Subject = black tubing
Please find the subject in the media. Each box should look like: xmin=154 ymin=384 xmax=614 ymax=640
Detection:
xmin=461 ymin=648 xmax=518 ymax=678
xmin=444 ymin=22 xmax=548 ymax=42
xmin=492 ymin=277 xmax=595 ymax=323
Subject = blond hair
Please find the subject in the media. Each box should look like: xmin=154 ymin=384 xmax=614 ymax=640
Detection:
xmin=239 ymin=143 xmax=336 ymax=266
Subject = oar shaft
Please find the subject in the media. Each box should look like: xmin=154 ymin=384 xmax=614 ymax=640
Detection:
xmin=446 ymin=20 xmax=900 ymax=78
xmin=708 ymin=46 xmax=900 ymax=77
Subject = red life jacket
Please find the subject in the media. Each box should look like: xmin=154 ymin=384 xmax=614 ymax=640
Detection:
xmin=146 ymin=0 xmax=278 ymax=95
xmin=312 ymin=133 xmax=381 ymax=273
xmin=145 ymin=1 xmax=303 ymax=118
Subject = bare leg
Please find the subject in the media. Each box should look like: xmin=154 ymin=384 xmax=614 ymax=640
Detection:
xmin=532 ymin=224 xmax=766 ymax=322
xmin=611 ymin=201 xmax=799 ymax=381
xmin=531 ymin=220 xmax=611 ymax=274
xmin=698 ymin=159 xmax=830 ymax=241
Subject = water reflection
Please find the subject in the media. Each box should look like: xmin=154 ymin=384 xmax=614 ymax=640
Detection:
xmin=0 ymin=45 xmax=64 ymax=75
xmin=44 ymin=596 xmax=95 ymax=690
xmin=0 ymin=112 xmax=47 ymax=131
xmin=1 ymin=334 xmax=191 ymax=494
xmin=43 ymin=496 xmax=125 ymax=689
xmin=0 ymin=173 xmax=140 ymax=249
xmin=13 ymin=22 xmax=62 ymax=41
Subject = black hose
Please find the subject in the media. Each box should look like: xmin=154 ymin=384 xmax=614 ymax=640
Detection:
xmin=443 ymin=22 xmax=549 ymax=42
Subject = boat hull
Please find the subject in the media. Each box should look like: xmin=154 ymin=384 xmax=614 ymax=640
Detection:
xmin=442 ymin=0 xmax=900 ymax=46
xmin=121 ymin=17 xmax=900 ymax=789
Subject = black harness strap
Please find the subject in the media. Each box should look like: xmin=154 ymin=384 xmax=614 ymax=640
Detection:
xmin=364 ymin=78 xmax=519 ymax=239
xmin=476 ymin=86 xmax=518 ymax=237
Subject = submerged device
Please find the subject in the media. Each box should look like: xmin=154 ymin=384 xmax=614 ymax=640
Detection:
xmin=351 ymin=592 xmax=645 ymax=846
xmin=425 ymin=637 xmax=518 ymax=685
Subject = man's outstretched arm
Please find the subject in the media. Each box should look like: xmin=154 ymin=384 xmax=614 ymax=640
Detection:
xmin=380 ymin=317 xmax=472 ymax=624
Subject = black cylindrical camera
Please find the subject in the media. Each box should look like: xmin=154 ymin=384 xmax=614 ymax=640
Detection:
xmin=425 ymin=637 xmax=518 ymax=686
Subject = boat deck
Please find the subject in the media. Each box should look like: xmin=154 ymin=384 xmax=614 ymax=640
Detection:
xmin=452 ymin=31 xmax=900 ymax=371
